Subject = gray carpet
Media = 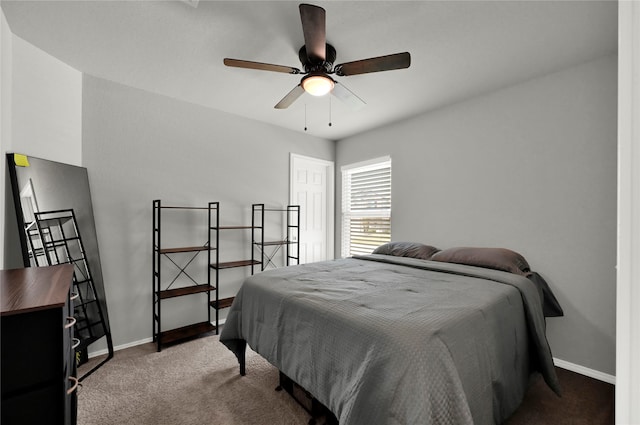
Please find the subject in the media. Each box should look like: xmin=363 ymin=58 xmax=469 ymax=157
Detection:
xmin=78 ymin=334 xmax=614 ymax=425
xmin=77 ymin=335 xmax=309 ymax=425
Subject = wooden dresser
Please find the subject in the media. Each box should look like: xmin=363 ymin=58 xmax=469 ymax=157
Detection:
xmin=1 ymin=265 xmax=78 ymax=425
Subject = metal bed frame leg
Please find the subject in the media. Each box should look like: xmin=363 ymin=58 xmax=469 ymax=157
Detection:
xmin=238 ymin=341 xmax=246 ymax=376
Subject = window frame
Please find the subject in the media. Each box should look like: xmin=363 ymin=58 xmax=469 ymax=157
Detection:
xmin=341 ymin=156 xmax=392 ymax=258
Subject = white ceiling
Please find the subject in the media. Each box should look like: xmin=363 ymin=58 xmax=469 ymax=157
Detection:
xmin=1 ymin=0 xmax=617 ymax=141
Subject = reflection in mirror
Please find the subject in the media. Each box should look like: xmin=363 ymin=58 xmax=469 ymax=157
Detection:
xmin=19 ymin=178 xmax=39 ymax=224
xmin=6 ymin=153 xmax=113 ymax=379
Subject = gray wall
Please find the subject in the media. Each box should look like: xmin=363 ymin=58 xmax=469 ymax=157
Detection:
xmin=1 ymin=30 xmax=83 ymax=269
xmin=82 ymin=75 xmax=334 ymax=351
xmin=336 ymin=55 xmax=617 ymax=375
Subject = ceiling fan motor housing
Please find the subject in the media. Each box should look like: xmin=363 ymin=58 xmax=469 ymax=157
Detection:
xmin=299 ymin=43 xmax=337 ymax=73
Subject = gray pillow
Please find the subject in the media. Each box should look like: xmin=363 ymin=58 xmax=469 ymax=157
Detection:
xmin=372 ymin=242 xmax=440 ymax=260
xmin=430 ymin=247 xmax=531 ymax=276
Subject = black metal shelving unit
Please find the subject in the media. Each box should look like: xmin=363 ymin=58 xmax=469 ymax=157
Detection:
xmin=208 ymin=202 xmax=260 ymax=333
xmin=152 ymin=200 xmax=214 ymax=352
xmin=28 ymin=208 xmax=114 ymax=380
xmin=252 ymin=204 xmax=300 ymax=271
xmin=152 ymin=202 xmax=300 ymax=342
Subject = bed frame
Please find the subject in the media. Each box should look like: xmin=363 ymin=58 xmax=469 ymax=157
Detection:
xmin=276 ymin=371 xmax=338 ymax=425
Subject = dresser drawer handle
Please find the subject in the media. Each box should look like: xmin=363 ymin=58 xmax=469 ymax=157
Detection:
xmin=72 ymin=338 xmax=81 ymax=350
xmin=67 ymin=376 xmax=79 ymax=395
xmin=70 ymin=292 xmax=79 ymax=301
xmin=65 ymin=317 xmax=76 ymax=329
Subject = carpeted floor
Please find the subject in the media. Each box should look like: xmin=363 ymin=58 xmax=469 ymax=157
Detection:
xmin=77 ymin=335 xmax=309 ymax=425
xmin=504 ymin=367 xmax=614 ymax=425
xmin=77 ymin=334 xmax=614 ymax=425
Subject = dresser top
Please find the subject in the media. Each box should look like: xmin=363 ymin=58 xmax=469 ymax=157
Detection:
xmin=1 ymin=265 xmax=74 ymax=316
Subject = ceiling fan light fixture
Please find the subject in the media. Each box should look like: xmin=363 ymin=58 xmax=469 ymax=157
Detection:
xmin=302 ymin=74 xmax=334 ymax=96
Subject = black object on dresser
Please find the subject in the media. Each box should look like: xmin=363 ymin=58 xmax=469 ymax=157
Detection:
xmin=1 ymin=264 xmax=78 ymax=425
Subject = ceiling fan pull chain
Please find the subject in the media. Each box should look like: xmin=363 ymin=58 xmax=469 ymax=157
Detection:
xmin=304 ymin=103 xmax=308 ymax=131
xmin=328 ymin=96 xmax=332 ymax=127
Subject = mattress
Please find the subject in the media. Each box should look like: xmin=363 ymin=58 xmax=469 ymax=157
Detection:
xmin=220 ymin=254 xmax=560 ymax=424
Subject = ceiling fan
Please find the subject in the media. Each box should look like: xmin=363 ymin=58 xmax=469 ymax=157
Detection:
xmin=223 ymin=3 xmax=411 ymax=110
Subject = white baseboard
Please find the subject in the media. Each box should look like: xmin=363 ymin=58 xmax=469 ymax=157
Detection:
xmin=554 ymin=357 xmax=616 ymax=385
xmin=87 ymin=319 xmax=226 ymax=359
xmin=88 ymin=337 xmax=153 ymax=358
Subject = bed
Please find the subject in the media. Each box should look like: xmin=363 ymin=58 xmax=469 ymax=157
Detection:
xmin=220 ymin=244 xmax=562 ymax=425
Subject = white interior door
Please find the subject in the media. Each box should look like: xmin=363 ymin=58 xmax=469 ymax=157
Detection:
xmin=290 ymin=154 xmax=334 ymax=264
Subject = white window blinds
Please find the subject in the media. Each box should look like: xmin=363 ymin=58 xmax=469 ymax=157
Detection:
xmin=341 ymin=157 xmax=391 ymax=257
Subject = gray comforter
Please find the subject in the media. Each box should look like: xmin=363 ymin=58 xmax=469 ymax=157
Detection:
xmin=220 ymin=255 xmax=560 ymax=425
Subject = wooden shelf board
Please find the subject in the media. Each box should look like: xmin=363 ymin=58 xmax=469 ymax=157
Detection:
xmin=212 ymin=225 xmax=255 ymax=230
xmin=258 ymin=240 xmax=296 ymax=246
xmin=159 ymin=322 xmax=216 ymax=345
xmin=159 ymin=206 xmax=209 ymax=210
xmin=158 ymin=246 xmax=209 ymax=254
xmin=210 ymin=296 xmax=235 ymax=310
xmin=210 ymin=259 xmax=261 ymax=269
xmin=159 ymin=284 xmax=214 ymax=299
xmin=252 ymin=206 xmax=300 ymax=212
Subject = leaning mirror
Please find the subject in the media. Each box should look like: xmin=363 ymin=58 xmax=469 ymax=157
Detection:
xmin=6 ymin=153 xmax=113 ymax=379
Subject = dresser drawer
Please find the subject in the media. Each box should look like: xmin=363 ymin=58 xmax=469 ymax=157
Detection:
xmin=1 ymin=381 xmax=64 ymax=424
xmin=1 ymin=308 xmax=66 ymax=396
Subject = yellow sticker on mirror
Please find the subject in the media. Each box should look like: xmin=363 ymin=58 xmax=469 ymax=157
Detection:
xmin=14 ymin=154 xmax=30 ymax=167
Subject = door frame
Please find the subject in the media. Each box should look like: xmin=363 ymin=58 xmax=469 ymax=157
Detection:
xmin=289 ymin=153 xmax=335 ymax=261
xmin=616 ymin=2 xmax=640 ymax=422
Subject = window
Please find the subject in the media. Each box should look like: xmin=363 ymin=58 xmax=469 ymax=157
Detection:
xmin=341 ymin=157 xmax=391 ymax=257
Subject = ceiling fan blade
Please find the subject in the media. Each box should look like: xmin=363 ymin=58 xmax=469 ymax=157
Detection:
xmin=299 ymin=4 xmax=326 ymax=63
xmin=334 ymin=52 xmax=411 ymax=76
xmin=274 ymin=85 xmax=305 ymax=109
xmin=332 ymin=82 xmax=365 ymax=111
xmin=224 ymin=58 xmax=301 ymax=74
